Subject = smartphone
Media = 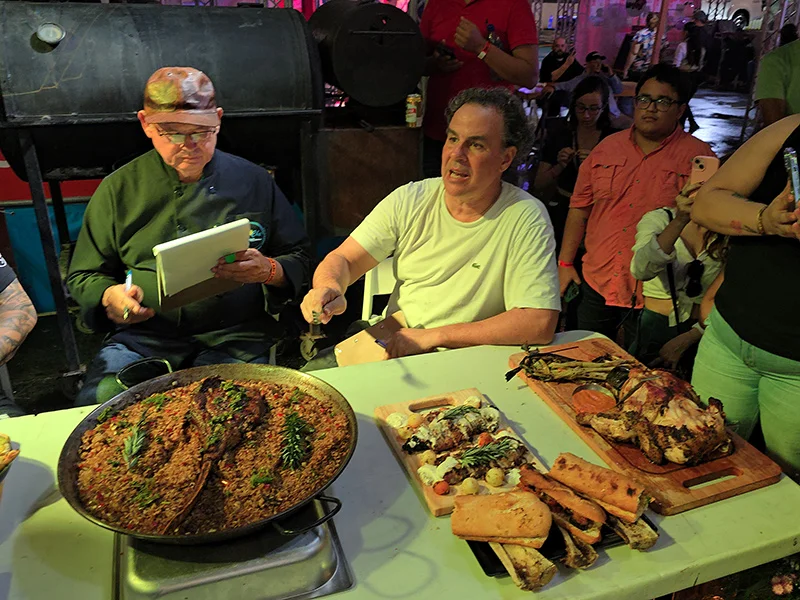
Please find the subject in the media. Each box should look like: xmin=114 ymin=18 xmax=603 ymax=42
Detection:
xmin=436 ymin=43 xmax=457 ymax=60
xmin=783 ymin=147 xmax=799 ymax=211
xmin=564 ymin=280 xmax=580 ymax=303
xmin=690 ymin=155 xmax=720 ymax=186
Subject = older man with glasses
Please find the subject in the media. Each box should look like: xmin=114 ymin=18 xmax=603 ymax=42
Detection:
xmin=556 ymin=64 xmax=715 ymax=348
xmin=68 ymin=66 xmax=310 ymax=405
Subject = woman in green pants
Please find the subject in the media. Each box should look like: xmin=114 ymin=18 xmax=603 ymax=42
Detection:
xmin=691 ymin=114 xmax=800 ymax=479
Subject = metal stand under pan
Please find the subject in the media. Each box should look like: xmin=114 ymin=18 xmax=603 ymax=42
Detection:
xmin=113 ymin=499 xmax=354 ymax=600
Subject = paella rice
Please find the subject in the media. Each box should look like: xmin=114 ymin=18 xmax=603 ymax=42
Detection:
xmin=76 ymin=377 xmax=352 ymax=535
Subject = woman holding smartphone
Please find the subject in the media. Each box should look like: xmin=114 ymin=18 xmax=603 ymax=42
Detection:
xmin=691 ymin=114 xmax=800 ymax=480
xmin=629 ymin=178 xmax=725 ymax=372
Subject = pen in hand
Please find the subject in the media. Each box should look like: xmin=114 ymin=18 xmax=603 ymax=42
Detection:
xmin=122 ymin=270 xmax=132 ymax=321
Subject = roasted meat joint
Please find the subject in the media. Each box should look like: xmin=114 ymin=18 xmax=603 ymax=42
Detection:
xmin=75 ymin=377 xmax=352 ymax=536
xmin=510 ymin=347 xmax=733 ymax=466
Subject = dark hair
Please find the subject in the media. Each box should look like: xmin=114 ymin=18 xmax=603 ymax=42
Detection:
xmin=445 ymin=87 xmax=532 ymax=163
xmin=635 ymin=63 xmax=692 ymax=104
xmin=646 ymin=11 xmax=659 ymax=26
xmin=683 ymin=22 xmax=704 ymax=67
xmin=704 ymin=231 xmax=728 ymax=263
xmin=780 ymin=23 xmax=798 ymax=46
xmin=568 ymin=76 xmax=612 ymax=131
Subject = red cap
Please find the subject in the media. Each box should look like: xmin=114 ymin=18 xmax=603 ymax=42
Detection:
xmin=143 ymin=67 xmax=220 ymax=127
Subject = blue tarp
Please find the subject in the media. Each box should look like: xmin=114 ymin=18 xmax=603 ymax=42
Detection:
xmin=6 ymin=204 xmax=87 ymax=313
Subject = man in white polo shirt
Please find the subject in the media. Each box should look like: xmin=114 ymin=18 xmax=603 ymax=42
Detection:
xmin=300 ymin=87 xmax=560 ymax=360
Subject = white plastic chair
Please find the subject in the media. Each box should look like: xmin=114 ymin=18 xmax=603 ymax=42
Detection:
xmin=361 ymin=257 xmax=397 ymax=322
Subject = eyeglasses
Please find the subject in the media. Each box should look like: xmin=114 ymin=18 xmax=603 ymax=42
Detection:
xmin=155 ymin=126 xmax=217 ymax=145
xmin=634 ymin=94 xmax=682 ymax=112
xmin=685 ymin=259 xmax=705 ymax=298
xmin=576 ymin=103 xmax=604 ymax=114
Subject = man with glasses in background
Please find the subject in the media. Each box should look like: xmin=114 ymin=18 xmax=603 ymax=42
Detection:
xmin=557 ymin=64 xmax=714 ymax=347
xmin=543 ymin=51 xmax=632 ymax=128
xmin=68 ymin=66 xmax=310 ymax=405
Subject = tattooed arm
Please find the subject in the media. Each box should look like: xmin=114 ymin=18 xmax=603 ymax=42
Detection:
xmin=692 ymin=115 xmax=800 ymax=237
xmin=0 ymin=280 xmax=38 ymax=365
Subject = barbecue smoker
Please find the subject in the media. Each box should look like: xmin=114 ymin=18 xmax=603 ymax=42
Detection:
xmin=0 ymin=2 xmax=323 ymax=378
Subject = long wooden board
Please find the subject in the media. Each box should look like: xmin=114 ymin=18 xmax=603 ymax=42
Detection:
xmin=509 ymin=339 xmax=783 ymax=515
xmin=375 ymin=388 xmax=545 ymax=516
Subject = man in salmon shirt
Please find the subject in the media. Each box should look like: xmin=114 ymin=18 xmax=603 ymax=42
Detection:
xmin=557 ymin=64 xmax=715 ymax=347
xmin=419 ymin=0 xmax=539 ymax=177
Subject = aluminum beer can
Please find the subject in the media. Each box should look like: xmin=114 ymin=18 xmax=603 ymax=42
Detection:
xmin=406 ymin=94 xmax=422 ymax=128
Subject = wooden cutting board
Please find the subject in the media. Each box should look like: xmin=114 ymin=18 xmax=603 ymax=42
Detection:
xmin=509 ymin=339 xmax=783 ymax=515
xmin=375 ymin=388 xmax=544 ymax=516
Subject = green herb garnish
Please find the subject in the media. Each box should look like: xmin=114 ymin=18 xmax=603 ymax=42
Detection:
xmin=122 ymin=410 xmax=149 ymax=469
xmin=442 ymin=405 xmax=480 ymax=420
xmin=143 ymin=393 xmax=169 ymax=410
xmin=459 ymin=438 xmax=515 ymax=469
xmin=96 ymin=406 xmax=114 ymax=423
xmin=289 ymin=388 xmax=304 ymax=405
xmin=250 ymin=467 xmax=274 ymax=487
xmin=221 ymin=381 xmax=247 ymax=412
xmin=280 ymin=411 xmax=312 ymax=470
xmin=131 ymin=479 xmax=161 ymax=509
xmin=204 ymin=424 xmax=224 ymax=451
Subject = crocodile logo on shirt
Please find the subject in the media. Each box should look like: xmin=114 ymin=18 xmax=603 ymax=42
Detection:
xmin=249 ymin=221 xmax=266 ymax=250
xmin=471 ymin=263 xmax=481 ymax=269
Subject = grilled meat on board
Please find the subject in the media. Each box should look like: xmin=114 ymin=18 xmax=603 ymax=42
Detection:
xmin=402 ymin=405 xmax=500 ymax=453
xmin=577 ymin=368 xmax=732 ymax=465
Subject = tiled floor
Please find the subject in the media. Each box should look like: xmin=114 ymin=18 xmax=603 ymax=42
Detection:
xmin=689 ymin=87 xmax=750 ymax=159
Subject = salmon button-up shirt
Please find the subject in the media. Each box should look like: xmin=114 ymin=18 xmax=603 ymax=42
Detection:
xmin=570 ymin=126 xmax=714 ymax=308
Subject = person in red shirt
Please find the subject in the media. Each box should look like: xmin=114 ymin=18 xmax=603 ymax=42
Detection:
xmin=557 ymin=64 xmax=714 ymax=347
xmin=419 ymin=0 xmax=539 ymax=177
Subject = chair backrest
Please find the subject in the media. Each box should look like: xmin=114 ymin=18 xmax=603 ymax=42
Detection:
xmin=0 ymin=364 xmax=13 ymax=401
xmin=361 ymin=256 xmax=397 ymax=321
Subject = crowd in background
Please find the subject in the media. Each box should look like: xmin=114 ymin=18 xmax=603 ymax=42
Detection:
xmin=415 ymin=0 xmax=800 ymax=479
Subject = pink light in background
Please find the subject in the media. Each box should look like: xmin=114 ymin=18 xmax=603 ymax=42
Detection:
xmin=574 ymin=0 xmax=695 ymax=69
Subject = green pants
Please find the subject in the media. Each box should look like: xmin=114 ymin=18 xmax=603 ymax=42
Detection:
xmin=692 ymin=308 xmax=800 ymax=478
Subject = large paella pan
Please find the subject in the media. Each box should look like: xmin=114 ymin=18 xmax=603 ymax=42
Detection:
xmin=57 ymin=364 xmax=357 ymax=544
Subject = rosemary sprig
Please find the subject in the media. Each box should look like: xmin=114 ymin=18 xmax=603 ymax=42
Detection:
xmin=441 ymin=405 xmax=480 ymax=420
xmin=459 ymin=438 xmax=515 ymax=469
xmin=96 ymin=406 xmax=114 ymax=423
xmin=289 ymin=388 xmax=304 ymax=405
xmin=280 ymin=411 xmax=312 ymax=470
xmin=122 ymin=409 xmax=149 ymax=469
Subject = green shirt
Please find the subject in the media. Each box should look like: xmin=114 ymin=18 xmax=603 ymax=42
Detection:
xmin=67 ymin=149 xmax=310 ymax=356
xmin=755 ymin=40 xmax=800 ymax=116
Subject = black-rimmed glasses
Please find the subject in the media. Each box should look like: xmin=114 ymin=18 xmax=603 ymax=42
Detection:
xmin=576 ymin=103 xmax=605 ymax=115
xmin=634 ymin=94 xmax=681 ymax=112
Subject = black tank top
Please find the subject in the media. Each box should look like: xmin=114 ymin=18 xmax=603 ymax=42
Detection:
xmin=715 ymin=123 xmax=800 ymax=361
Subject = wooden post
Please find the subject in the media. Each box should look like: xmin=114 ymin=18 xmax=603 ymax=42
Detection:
xmin=651 ymin=0 xmax=671 ymax=67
